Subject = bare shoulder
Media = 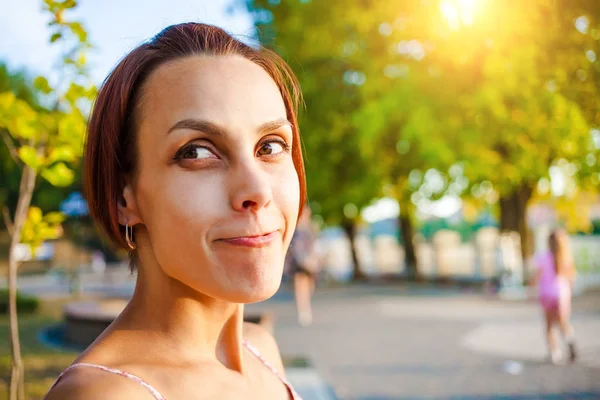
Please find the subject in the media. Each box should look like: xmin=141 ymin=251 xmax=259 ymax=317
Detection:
xmin=243 ymin=321 xmax=286 ymax=375
xmin=44 ymin=365 xmax=157 ymax=400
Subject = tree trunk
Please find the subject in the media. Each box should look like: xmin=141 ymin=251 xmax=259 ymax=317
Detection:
xmin=397 ymin=199 xmax=419 ymax=279
xmin=399 ymin=212 xmax=418 ymax=279
xmin=342 ymin=219 xmax=365 ymax=281
xmin=499 ymin=184 xmax=533 ymax=280
xmin=8 ymin=166 xmax=36 ymax=400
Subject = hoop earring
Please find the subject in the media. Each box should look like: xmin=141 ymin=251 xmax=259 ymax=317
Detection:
xmin=125 ymin=223 xmax=136 ymax=250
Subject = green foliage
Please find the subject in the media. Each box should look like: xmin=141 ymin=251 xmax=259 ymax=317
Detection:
xmin=0 ymin=1 xmax=94 ymax=249
xmin=20 ymin=207 xmax=64 ymax=250
xmin=0 ymin=290 xmax=40 ymax=315
xmin=428 ymin=1 xmax=597 ymax=197
xmin=0 ymin=66 xmax=80 ymax=228
xmin=40 ymin=162 xmax=74 ymax=187
xmin=0 ymin=92 xmax=84 ymax=189
xmin=17 ymin=146 xmax=42 ymax=170
xmin=32 ymin=77 xmax=52 ymax=95
xmin=0 ymin=64 xmax=41 ymax=110
xmin=243 ymin=0 xmax=600 ymax=235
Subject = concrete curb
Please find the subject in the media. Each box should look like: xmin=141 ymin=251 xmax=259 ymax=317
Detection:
xmin=286 ymin=367 xmax=338 ymax=400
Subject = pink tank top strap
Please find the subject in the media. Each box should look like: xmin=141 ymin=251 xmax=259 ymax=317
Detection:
xmin=242 ymin=339 xmax=303 ymax=400
xmin=49 ymin=362 xmax=167 ymax=400
xmin=50 ymin=342 xmax=300 ymax=400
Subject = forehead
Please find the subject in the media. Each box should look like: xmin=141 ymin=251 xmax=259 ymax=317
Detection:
xmin=138 ymin=55 xmax=287 ymax=129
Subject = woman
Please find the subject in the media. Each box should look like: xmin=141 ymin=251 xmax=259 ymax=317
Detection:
xmin=534 ymin=228 xmax=578 ymax=365
xmin=45 ymin=23 xmax=306 ymax=399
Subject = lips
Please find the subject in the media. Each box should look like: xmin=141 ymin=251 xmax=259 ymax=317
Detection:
xmin=217 ymin=231 xmax=279 ymax=248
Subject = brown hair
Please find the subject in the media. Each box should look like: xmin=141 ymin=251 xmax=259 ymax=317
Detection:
xmin=548 ymin=228 xmax=575 ymax=279
xmin=85 ymin=23 xmax=306 ymax=251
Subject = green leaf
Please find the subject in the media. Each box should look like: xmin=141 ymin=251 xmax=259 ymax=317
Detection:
xmin=41 ymin=162 xmax=74 ymax=187
xmin=44 ymin=211 xmax=65 ymax=224
xmin=85 ymin=85 xmax=98 ymax=100
xmin=43 ymin=0 xmax=57 ymax=12
xmin=0 ymin=92 xmax=16 ymax=110
xmin=39 ymin=224 xmax=62 ymax=240
xmin=9 ymin=116 xmax=38 ymax=140
xmin=63 ymin=0 xmax=77 ymax=9
xmin=28 ymin=207 xmax=43 ymax=224
xmin=47 ymin=146 xmax=77 ymax=164
xmin=34 ymin=76 xmax=53 ymax=94
xmin=58 ymin=112 xmax=85 ymax=146
xmin=69 ymin=22 xmax=87 ymax=42
xmin=1 ymin=97 xmax=39 ymax=139
xmin=64 ymin=82 xmax=86 ymax=105
xmin=50 ymin=32 xmax=62 ymax=43
xmin=21 ymin=207 xmax=65 ymax=250
xmin=18 ymin=146 xmax=42 ymax=170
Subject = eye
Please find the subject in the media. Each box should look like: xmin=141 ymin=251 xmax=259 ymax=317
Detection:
xmin=257 ymin=140 xmax=288 ymax=157
xmin=175 ymin=144 xmax=216 ymax=160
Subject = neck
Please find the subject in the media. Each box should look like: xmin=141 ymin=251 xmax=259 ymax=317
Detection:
xmin=113 ymin=251 xmax=246 ymax=373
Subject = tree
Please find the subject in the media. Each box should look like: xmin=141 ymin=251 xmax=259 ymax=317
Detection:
xmin=0 ymin=1 xmax=94 ymax=398
xmin=243 ymin=0 xmax=468 ymax=278
xmin=0 ymin=64 xmax=77 ymax=230
xmin=242 ymin=0 xmax=600 ymax=281
xmin=0 ymin=64 xmax=41 ymax=229
xmin=415 ymin=0 xmax=600 ymax=263
xmin=354 ymin=0 xmax=600 ymax=268
xmin=354 ymin=71 xmax=459 ymax=278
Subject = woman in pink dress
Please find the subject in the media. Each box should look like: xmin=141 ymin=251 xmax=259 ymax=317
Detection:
xmin=45 ymin=23 xmax=305 ymax=399
xmin=534 ymin=228 xmax=578 ymax=365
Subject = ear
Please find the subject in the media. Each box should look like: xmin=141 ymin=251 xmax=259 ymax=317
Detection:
xmin=117 ymin=184 xmax=143 ymax=226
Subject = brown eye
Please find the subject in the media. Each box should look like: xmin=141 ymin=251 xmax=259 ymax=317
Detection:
xmin=176 ymin=145 xmax=215 ymax=160
xmin=257 ymin=141 xmax=286 ymax=156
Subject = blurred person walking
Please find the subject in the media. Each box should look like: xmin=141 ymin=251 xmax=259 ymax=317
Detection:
xmin=287 ymin=203 xmax=319 ymax=327
xmin=533 ymin=228 xmax=578 ymax=365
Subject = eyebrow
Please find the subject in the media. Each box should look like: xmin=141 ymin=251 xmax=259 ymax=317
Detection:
xmin=167 ymin=118 xmax=292 ymax=136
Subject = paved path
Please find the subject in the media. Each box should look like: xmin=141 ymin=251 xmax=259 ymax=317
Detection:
xmin=5 ymin=273 xmax=600 ymax=399
xmin=248 ymin=284 xmax=600 ymax=400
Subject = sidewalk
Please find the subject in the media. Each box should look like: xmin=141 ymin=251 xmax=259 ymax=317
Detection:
xmin=3 ymin=274 xmax=599 ymax=398
xmin=249 ymin=283 xmax=600 ymax=399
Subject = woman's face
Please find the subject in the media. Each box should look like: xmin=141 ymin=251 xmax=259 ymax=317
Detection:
xmin=127 ymin=55 xmax=300 ymax=303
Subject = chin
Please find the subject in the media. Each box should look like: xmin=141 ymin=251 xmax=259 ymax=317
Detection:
xmin=230 ymin=271 xmax=283 ymax=304
xmin=164 ymin=246 xmax=286 ymax=303
xmin=209 ymin=248 xmax=286 ymax=303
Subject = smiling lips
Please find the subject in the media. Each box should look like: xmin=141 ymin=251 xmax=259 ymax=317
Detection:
xmin=218 ymin=231 xmax=279 ymax=248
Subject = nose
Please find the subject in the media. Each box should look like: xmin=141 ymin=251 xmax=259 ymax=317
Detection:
xmin=229 ymin=159 xmax=273 ymax=213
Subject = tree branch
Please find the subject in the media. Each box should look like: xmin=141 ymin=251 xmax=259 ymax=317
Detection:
xmin=1 ymin=130 xmax=21 ymax=166
xmin=2 ymin=206 xmax=14 ymax=238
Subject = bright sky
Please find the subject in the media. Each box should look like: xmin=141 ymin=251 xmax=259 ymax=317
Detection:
xmin=361 ymin=196 xmax=462 ymax=223
xmin=0 ymin=0 xmax=254 ymax=84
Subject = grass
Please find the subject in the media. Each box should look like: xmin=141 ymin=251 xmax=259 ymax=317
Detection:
xmin=0 ymin=298 xmax=78 ymax=400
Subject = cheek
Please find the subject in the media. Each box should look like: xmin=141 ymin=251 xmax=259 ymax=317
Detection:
xmin=275 ymin=161 xmax=301 ymax=239
xmin=136 ymin=169 xmax=226 ymax=254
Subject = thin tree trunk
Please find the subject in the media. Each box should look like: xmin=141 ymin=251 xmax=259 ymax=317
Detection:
xmin=399 ymin=213 xmax=418 ymax=279
xmin=499 ymin=184 xmax=533 ymax=281
xmin=342 ymin=219 xmax=365 ymax=281
xmin=8 ymin=166 xmax=36 ymax=400
xmin=397 ymin=198 xmax=419 ymax=280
